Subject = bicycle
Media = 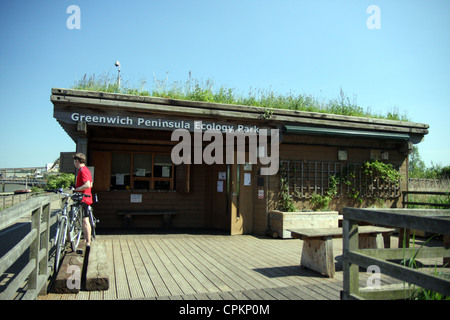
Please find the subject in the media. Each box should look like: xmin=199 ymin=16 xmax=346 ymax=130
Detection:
xmin=53 ymin=189 xmax=98 ymax=271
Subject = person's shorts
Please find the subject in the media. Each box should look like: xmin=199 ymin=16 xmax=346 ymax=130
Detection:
xmin=80 ymin=203 xmax=91 ymax=218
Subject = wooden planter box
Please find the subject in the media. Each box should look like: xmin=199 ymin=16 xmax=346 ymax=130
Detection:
xmin=269 ymin=210 xmax=340 ymax=238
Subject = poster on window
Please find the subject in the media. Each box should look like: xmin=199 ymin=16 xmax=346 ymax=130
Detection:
xmin=116 ymin=173 xmax=124 ymax=185
xmin=136 ymin=168 xmax=146 ymax=177
xmin=162 ymin=166 xmax=171 ymax=177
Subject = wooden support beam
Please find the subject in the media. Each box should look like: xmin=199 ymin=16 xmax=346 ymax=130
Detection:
xmin=85 ymin=242 xmax=110 ymax=291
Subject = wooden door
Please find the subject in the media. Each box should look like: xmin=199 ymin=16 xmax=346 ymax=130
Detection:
xmin=230 ymin=163 xmax=254 ymax=235
xmin=211 ymin=164 xmax=230 ymax=230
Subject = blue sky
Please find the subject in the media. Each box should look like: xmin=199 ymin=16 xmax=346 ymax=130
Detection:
xmin=0 ymin=0 xmax=449 ymax=168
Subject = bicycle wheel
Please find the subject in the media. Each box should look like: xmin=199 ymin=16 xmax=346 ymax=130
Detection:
xmin=70 ymin=207 xmax=83 ymax=252
xmin=54 ymin=217 xmax=67 ymax=272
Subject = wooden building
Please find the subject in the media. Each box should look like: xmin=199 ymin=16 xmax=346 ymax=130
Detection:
xmin=51 ymin=88 xmax=428 ymax=235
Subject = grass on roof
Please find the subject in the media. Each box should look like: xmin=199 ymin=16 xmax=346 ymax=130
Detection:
xmin=71 ymin=72 xmax=409 ymax=121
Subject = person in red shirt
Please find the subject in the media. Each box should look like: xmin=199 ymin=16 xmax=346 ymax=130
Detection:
xmin=73 ymin=153 xmax=93 ymax=247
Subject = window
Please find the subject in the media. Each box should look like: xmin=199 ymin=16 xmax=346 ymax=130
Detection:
xmin=110 ymin=152 xmax=175 ymax=191
xmin=111 ymin=153 xmax=131 ymax=190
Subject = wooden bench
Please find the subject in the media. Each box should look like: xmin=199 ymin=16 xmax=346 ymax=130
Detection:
xmin=117 ymin=210 xmax=177 ymax=228
xmin=288 ymin=226 xmax=395 ymax=278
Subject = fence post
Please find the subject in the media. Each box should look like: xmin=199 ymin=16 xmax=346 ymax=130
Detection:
xmin=28 ymin=205 xmax=42 ymax=292
xmin=38 ymin=203 xmax=51 ymax=295
xmin=343 ymin=217 xmax=359 ymax=299
xmin=444 ymin=234 xmax=450 ymax=267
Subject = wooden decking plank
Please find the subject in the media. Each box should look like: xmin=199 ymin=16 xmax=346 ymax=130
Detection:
xmin=212 ymin=235 xmax=315 ymax=288
xmin=240 ymin=289 xmax=266 ymax=300
xmin=180 ymin=236 xmax=246 ymax=292
xmin=120 ymin=239 xmax=145 ymax=298
xmin=229 ymin=290 xmax=250 ymax=300
xmin=194 ymin=293 xmax=210 ymax=300
xmin=172 ymin=235 xmax=234 ymax=293
xmin=220 ymin=236 xmax=308 ymax=285
xmin=40 ymin=233 xmax=415 ymax=301
xmin=263 ymin=287 xmax=290 ymax=300
xmin=218 ymin=291 xmax=236 ymax=300
xmin=195 ymin=235 xmax=274 ymax=289
xmin=275 ymin=286 xmax=306 ymax=300
xmin=190 ymin=236 xmax=265 ymax=291
xmin=320 ymin=281 xmax=344 ymax=297
xmin=160 ymin=237 xmax=211 ymax=294
xmin=150 ymin=238 xmax=197 ymax=295
xmin=103 ymin=240 xmax=117 ymax=299
xmin=199 ymin=235 xmax=292 ymax=289
xmin=264 ymin=237 xmax=345 ymax=287
xmin=133 ymin=238 xmax=171 ymax=297
xmin=306 ymin=282 xmax=340 ymax=300
xmin=111 ymin=239 xmax=131 ymax=300
xmin=165 ymin=236 xmax=225 ymax=293
xmin=205 ymin=292 xmax=223 ymax=300
xmin=88 ymin=289 xmax=104 ymax=300
xmin=127 ymin=239 xmax=158 ymax=297
xmin=200 ymin=235 xmax=270 ymax=290
xmin=247 ymin=288 xmax=277 ymax=300
xmin=284 ymin=285 xmax=320 ymax=300
xmin=141 ymin=238 xmax=185 ymax=296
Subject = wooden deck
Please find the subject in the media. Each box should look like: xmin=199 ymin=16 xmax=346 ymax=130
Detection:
xmin=38 ymin=230 xmax=429 ymax=300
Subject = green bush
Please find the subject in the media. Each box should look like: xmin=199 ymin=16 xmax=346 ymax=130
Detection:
xmin=46 ymin=173 xmax=75 ymax=190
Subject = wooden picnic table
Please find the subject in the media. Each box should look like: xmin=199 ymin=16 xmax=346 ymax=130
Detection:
xmin=288 ymin=226 xmax=395 ymax=278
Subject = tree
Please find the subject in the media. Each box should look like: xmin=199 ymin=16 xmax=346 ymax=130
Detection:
xmin=409 ymin=146 xmax=426 ymax=178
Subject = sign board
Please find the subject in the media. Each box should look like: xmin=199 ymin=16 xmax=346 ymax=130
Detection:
xmin=258 ymin=189 xmax=264 ymax=199
xmin=130 ymin=194 xmax=142 ymax=203
xmin=54 ymin=108 xmax=262 ymax=133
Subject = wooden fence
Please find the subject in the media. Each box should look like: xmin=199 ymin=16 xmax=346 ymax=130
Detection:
xmin=402 ymin=190 xmax=450 ymax=208
xmin=1 ymin=193 xmax=36 ymax=210
xmin=0 ymin=193 xmax=62 ymax=300
xmin=342 ymin=207 xmax=450 ymax=300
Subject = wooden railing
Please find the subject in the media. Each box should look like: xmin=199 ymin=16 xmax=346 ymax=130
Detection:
xmin=1 ymin=193 xmax=39 ymax=210
xmin=342 ymin=207 xmax=450 ymax=300
xmin=0 ymin=193 xmax=62 ymax=300
xmin=402 ymin=190 xmax=450 ymax=208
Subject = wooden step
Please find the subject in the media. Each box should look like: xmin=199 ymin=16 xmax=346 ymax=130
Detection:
xmin=85 ymin=242 xmax=110 ymax=291
xmin=52 ymin=244 xmax=86 ymax=293
xmin=51 ymin=242 xmax=110 ymax=293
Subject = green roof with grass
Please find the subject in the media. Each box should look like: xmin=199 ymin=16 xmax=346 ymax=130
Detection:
xmin=72 ymin=73 xmax=410 ymax=122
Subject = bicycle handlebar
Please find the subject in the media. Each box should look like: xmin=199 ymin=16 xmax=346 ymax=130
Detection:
xmin=53 ymin=188 xmax=91 ymax=198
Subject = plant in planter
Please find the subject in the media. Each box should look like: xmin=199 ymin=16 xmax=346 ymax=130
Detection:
xmin=279 ymin=177 xmax=297 ymax=212
xmin=272 ymin=174 xmax=339 ymax=238
xmin=310 ymin=175 xmax=340 ymax=211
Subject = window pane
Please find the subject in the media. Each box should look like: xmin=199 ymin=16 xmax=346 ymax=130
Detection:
xmin=111 ymin=153 xmax=131 ymax=190
xmin=133 ymin=154 xmax=152 ymax=177
xmin=154 ymin=155 xmax=172 ymax=165
xmin=154 ymin=154 xmax=172 ymax=178
xmin=155 ymin=180 xmax=171 ymax=190
xmin=134 ymin=180 xmax=150 ymax=190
